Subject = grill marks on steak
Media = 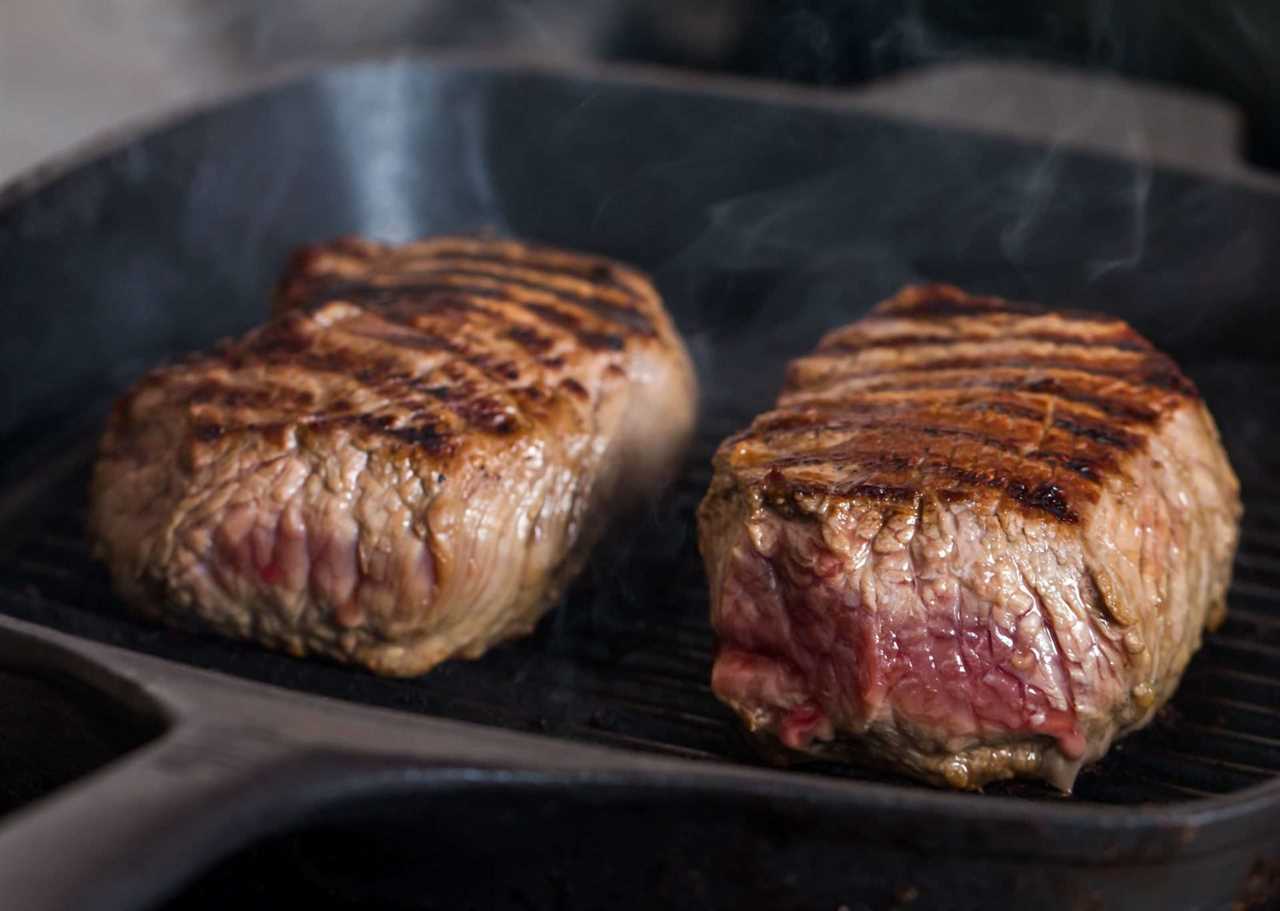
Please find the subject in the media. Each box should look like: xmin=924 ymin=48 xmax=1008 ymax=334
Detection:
xmin=741 ymin=287 xmax=1201 ymax=528
xmin=91 ymin=236 xmax=696 ymax=676
xmin=698 ymin=284 xmax=1241 ymax=791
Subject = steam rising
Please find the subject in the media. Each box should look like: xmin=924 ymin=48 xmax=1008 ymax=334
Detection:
xmin=994 ymin=74 xmax=1155 ymax=285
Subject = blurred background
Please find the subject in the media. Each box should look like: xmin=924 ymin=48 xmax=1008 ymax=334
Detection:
xmin=3 ymin=0 xmax=1280 ymax=183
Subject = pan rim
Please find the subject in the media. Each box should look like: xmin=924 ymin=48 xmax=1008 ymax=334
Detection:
xmin=4 ymin=48 xmax=1279 ymax=212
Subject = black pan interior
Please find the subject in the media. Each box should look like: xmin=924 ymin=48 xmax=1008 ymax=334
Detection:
xmin=0 ymin=60 xmax=1277 ymax=807
xmin=0 ymin=666 xmax=164 ymax=820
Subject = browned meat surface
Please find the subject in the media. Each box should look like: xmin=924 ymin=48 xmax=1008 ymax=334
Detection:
xmin=90 ymin=236 xmax=697 ymax=676
xmin=698 ymin=284 xmax=1241 ymax=790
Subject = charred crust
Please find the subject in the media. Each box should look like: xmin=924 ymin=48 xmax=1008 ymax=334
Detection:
xmin=1056 ymin=417 xmax=1139 ymax=450
xmin=751 ymin=449 xmax=1084 ymax=523
xmin=357 ymin=414 xmax=396 ymax=430
xmin=808 ymin=374 xmax=1164 ymax=424
xmin=749 ymin=410 xmax=823 ymax=435
xmin=521 ymin=301 xmax=627 ymax=351
xmin=836 ymin=356 xmax=1196 ymax=393
xmin=433 ymin=245 xmax=646 ymax=301
xmin=285 ymin=257 xmax=655 ymax=339
xmin=272 ymin=240 xmax=375 ymax=313
xmin=421 ymin=264 xmax=654 ymax=335
xmin=492 ymin=361 xmax=521 ymax=381
xmin=765 ymin=450 xmax=915 ymax=474
xmin=727 ymin=285 xmax=1194 ymax=528
xmin=933 ymin=465 xmax=1079 ymax=521
xmin=826 ymin=330 xmax=1151 ymax=355
xmin=758 ymin=471 xmax=922 ymax=514
xmin=352 ymin=329 xmax=450 ymax=355
xmin=451 ymin=395 xmax=520 ymax=434
xmin=505 ymin=325 xmax=555 ymax=354
xmin=1008 ymin=481 xmax=1077 ymax=522
xmin=873 ymin=284 xmax=1103 ymax=322
xmin=185 ymin=378 xmax=315 ymax=410
xmin=750 ymin=412 xmax=1115 ymax=485
xmin=1031 ymin=452 xmax=1103 ymax=481
xmin=982 ymin=400 xmax=1140 ymax=450
xmin=381 ymin=421 xmax=453 ymax=454
xmin=1142 ymin=363 xmax=1200 ymax=398
xmin=581 ymin=331 xmax=625 ymax=351
xmin=587 ymin=262 xmax=619 ymax=283
xmin=491 ymin=414 xmax=518 ymax=433
xmin=135 ymin=237 xmax=669 ymax=477
xmin=1019 ymin=377 xmax=1161 ymax=422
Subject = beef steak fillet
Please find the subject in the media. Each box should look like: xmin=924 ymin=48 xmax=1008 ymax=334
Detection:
xmin=698 ymin=284 xmax=1241 ymax=790
xmin=90 ymin=236 xmax=697 ymax=676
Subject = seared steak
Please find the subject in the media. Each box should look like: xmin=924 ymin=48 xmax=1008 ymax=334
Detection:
xmin=698 ymin=284 xmax=1241 ymax=790
xmin=91 ymin=236 xmax=697 ymax=676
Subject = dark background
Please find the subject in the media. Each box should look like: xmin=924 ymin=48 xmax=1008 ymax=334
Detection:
xmin=608 ymin=0 xmax=1280 ymax=169
xmin=8 ymin=2 xmax=1278 ymax=185
xmin=197 ymin=1 xmax=1280 ymax=169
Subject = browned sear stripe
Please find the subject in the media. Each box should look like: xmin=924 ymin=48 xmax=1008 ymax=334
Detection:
xmin=722 ymin=283 xmax=1199 ymax=525
xmin=184 ymin=235 xmax=669 ymax=456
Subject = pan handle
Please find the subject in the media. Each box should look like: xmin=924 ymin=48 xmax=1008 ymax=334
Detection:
xmin=0 ymin=722 xmax=327 ymax=911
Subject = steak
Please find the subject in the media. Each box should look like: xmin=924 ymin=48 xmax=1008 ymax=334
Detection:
xmin=90 ymin=235 xmax=697 ymax=676
xmin=698 ymin=284 xmax=1241 ymax=790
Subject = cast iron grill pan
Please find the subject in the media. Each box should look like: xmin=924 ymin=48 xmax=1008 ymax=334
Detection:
xmin=1 ymin=370 xmax=1278 ymax=807
xmin=0 ymin=58 xmax=1278 ymax=814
